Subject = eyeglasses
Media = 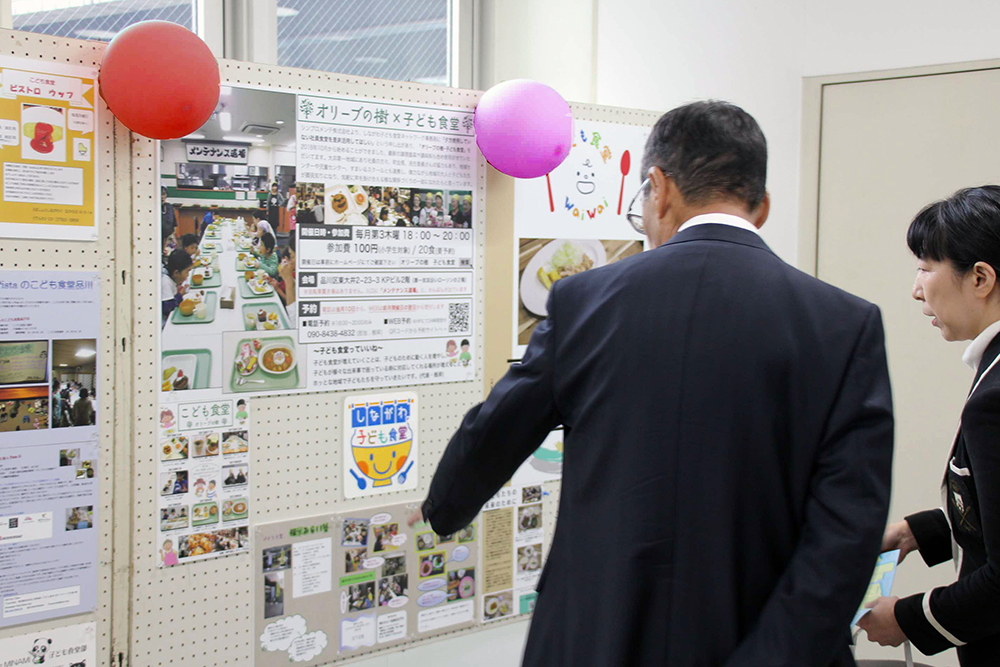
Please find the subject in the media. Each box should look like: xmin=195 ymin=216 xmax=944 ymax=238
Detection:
xmin=625 ymin=177 xmax=651 ymax=234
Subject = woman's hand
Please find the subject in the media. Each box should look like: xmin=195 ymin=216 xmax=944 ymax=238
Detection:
xmin=858 ymin=596 xmax=906 ymax=646
xmin=882 ymin=520 xmax=918 ymax=564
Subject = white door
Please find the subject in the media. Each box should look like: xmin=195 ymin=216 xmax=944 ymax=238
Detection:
xmin=816 ymin=66 xmax=1000 ymax=665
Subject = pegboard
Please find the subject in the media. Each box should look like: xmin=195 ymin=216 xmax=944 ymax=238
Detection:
xmin=0 ymin=27 xmax=662 ymax=666
xmin=128 ymin=59 xmax=502 ymax=667
xmin=0 ymin=27 xmax=120 ymax=664
xmin=130 ymin=66 xmax=661 ymax=666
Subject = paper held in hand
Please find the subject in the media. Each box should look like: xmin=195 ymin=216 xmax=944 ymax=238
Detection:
xmin=852 ymin=549 xmax=900 ymax=626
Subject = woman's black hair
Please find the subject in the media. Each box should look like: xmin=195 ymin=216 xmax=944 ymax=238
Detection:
xmin=283 ymin=233 xmax=296 ymax=259
xmin=261 ymin=232 xmax=276 ymax=252
xmin=181 ymin=233 xmax=200 ymax=248
xmin=166 ymin=248 xmax=193 ymax=276
xmin=161 ymin=186 xmax=168 ymax=196
xmin=907 ymin=185 xmax=1000 ymax=274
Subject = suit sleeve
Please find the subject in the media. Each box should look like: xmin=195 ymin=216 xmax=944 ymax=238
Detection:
xmin=895 ymin=389 xmax=1000 ymax=654
xmin=906 ymin=508 xmax=953 ymax=567
xmin=421 ymin=285 xmax=563 ymax=535
xmin=724 ymin=305 xmax=894 ymax=666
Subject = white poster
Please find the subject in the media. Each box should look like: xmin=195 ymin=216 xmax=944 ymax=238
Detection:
xmin=0 ymin=621 xmax=96 ymax=666
xmin=156 ymin=397 xmax=251 ymax=566
xmin=296 ymin=93 xmax=478 ymax=391
xmin=342 ymin=392 xmax=418 ymax=499
xmin=158 ymin=87 xmax=478 ymax=408
xmin=512 ymin=121 xmax=650 ymax=357
xmin=0 ymin=271 xmax=100 ymax=627
xmin=512 ymin=427 xmax=564 ymax=486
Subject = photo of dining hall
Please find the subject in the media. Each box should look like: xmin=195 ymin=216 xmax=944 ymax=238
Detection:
xmin=159 ymin=87 xmax=306 ymax=395
xmin=9 ymin=1 xmax=1000 ymax=665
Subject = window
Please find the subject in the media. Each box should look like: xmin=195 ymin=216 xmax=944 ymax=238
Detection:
xmin=276 ymin=0 xmax=450 ymax=86
xmin=12 ymin=0 xmax=194 ymax=40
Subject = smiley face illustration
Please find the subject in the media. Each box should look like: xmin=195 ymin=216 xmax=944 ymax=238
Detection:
xmin=352 ymin=434 xmax=412 ymax=487
xmin=576 ymin=159 xmax=596 ymax=195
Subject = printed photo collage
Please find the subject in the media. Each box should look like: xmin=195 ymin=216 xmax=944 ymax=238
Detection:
xmin=256 ymin=502 xmax=480 ymax=667
xmin=157 ymin=400 xmax=251 ymax=565
xmin=0 ymin=338 xmax=99 ymax=434
xmin=483 ymin=485 xmax=545 ymax=622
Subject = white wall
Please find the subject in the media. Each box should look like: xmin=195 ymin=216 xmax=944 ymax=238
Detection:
xmin=802 ymin=0 xmax=1000 ymax=76
xmin=594 ymin=0 xmax=805 ymax=262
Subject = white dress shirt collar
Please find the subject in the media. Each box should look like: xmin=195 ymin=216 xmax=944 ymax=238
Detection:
xmin=676 ymin=212 xmax=762 ymax=237
xmin=963 ymin=319 xmax=1000 ymax=371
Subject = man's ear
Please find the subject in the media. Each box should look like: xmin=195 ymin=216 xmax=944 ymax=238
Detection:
xmin=753 ymin=192 xmax=770 ymax=229
xmin=649 ymin=167 xmax=674 ymax=220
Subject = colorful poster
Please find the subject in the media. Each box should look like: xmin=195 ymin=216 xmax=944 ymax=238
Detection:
xmin=0 ymin=621 xmax=96 ymax=666
xmin=255 ymin=502 xmax=478 ymax=666
xmin=158 ymin=87 xmax=478 ymax=406
xmin=342 ymin=392 xmax=418 ymax=499
xmin=156 ymin=398 xmax=251 ymax=566
xmin=512 ymin=121 xmax=650 ymax=356
xmin=0 ymin=56 xmax=99 ymax=240
xmin=0 ymin=271 xmax=100 ymax=627
xmin=481 ymin=485 xmax=545 ymax=622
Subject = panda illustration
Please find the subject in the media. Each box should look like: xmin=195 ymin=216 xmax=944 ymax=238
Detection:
xmin=30 ymin=637 xmax=51 ymax=663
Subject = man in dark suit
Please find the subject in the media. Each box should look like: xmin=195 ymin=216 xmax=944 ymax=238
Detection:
xmin=414 ymin=101 xmax=894 ymax=666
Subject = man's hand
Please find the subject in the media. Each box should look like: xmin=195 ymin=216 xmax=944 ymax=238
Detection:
xmin=881 ymin=520 xmax=918 ymax=564
xmin=858 ymin=596 xmax=906 ymax=647
xmin=407 ymin=509 xmax=424 ymax=528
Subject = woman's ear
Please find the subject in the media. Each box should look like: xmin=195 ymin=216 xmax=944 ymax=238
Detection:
xmin=973 ymin=261 xmax=998 ymax=296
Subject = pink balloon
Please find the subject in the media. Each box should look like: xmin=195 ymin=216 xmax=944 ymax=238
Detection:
xmin=474 ymin=80 xmax=573 ymax=179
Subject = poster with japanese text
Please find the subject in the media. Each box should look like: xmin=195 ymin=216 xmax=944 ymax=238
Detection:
xmin=158 ymin=87 xmax=477 ymax=409
xmin=481 ymin=485 xmax=545 ymax=622
xmin=156 ymin=398 xmax=251 ymax=566
xmin=0 ymin=621 xmax=96 ymax=666
xmin=296 ymin=93 xmax=477 ymax=392
xmin=0 ymin=271 xmax=100 ymax=627
xmin=0 ymin=56 xmax=99 ymax=240
xmin=512 ymin=121 xmax=650 ymax=357
xmin=343 ymin=392 xmax=418 ymax=499
xmin=255 ymin=502 xmax=478 ymax=666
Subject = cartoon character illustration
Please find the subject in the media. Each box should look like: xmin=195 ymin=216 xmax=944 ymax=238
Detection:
xmin=445 ymin=339 xmax=458 ymax=359
xmin=576 ymin=159 xmax=596 ymax=195
xmin=236 ymin=399 xmax=248 ymax=422
xmin=30 ymin=638 xmax=51 ymax=664
xmin=160 ymin=408 xmax=175 ymax=430
xmin=460 ymin=339 xmax=472 ymax=367
xmin=161 ymin=539 xmax=179 ymax=567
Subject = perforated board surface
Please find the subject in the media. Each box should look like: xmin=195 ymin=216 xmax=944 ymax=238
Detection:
xmin=0 ymin=26 xmax=662 ymax=665
xmin=129 ymin=72 xmax=661 ymax=665
xmin=0 ymin=27 xmax=119 ymax=662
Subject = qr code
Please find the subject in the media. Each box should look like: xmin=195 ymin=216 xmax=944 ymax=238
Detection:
xmin=448 ymin=302 xmax=470 ymax=333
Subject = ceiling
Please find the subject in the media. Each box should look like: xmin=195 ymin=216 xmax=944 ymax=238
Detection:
xmin=191 ymin=87 xmax=298 ymax=147
xmin=52 ymin=339 xmax=98 ymax=371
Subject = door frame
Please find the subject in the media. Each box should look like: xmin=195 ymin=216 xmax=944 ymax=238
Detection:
xmin=798 ymin=57 xmax=1000 ymax=275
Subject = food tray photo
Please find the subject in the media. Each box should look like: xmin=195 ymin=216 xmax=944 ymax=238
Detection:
xmin=170 ymin=291 xmax=219 ymax=325
xmin=228 ymin=335 xmax=299 ymax=393
xmin=161 ymin=349 xmax=212 ymax=390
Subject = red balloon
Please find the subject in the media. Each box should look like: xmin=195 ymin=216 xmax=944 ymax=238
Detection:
xmin=99 ymin=21 xmax=220 ymax=140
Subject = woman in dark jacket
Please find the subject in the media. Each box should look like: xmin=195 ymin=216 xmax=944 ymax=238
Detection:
xmin=860 ymin=186 xmax=1000 ymax=665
